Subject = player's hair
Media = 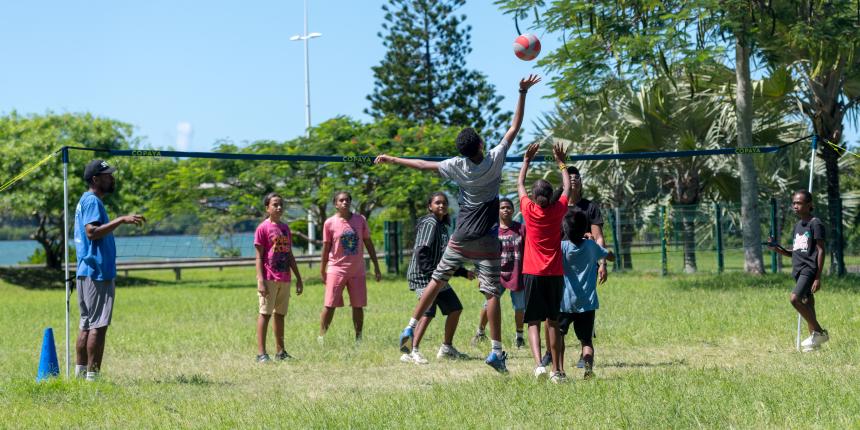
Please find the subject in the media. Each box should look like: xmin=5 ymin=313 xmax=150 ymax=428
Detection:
xmin=455 ymin=127 xmax=482 ymax=158
xmin=532 ymin=179 xmax=555 ymax=208
xmin=499 ymin=197 xmax=514 ymax=208
xmin=563 ymin=211 xmax=589 ymax=245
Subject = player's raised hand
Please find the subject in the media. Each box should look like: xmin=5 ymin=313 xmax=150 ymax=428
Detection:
xmin=519 ymin=74 xmax=541 ymax=92
xmin=523 ymin=143 xmax=541 ymax=162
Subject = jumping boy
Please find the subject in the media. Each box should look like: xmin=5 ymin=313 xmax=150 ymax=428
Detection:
xmin=375 ymin=74 xmax=541 ymax=372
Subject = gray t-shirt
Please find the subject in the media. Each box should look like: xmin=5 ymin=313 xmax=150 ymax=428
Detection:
xmin=439 ymin=139 xmax=510 ymax=241
xmin=791 ymin=217 xmax=825 ymax=277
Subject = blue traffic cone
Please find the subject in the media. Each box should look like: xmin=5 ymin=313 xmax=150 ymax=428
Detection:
xmin=37 ymin=328 xmax=60 ymax=381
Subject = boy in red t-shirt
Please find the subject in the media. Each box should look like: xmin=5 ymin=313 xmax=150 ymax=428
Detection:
xmin=517 ymin=142 xmax=571 ymax=383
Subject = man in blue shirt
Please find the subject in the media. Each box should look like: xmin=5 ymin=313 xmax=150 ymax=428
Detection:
xmin=74 ymin=159 xmax=145 ymax=381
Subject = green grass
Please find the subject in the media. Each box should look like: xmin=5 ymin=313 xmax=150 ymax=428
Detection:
xmin=1 ymin=267 xmax=859 ymax=429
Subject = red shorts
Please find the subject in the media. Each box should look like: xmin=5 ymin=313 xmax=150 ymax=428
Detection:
xmin=324 ymin=271 xmax=367 ymax=308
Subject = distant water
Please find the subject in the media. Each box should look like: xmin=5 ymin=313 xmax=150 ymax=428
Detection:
xmin=0 ymin=233 xmax=268 ymax=266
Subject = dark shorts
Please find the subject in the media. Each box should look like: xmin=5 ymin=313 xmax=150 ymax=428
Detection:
xmin=522 ymin=274 xmax=563 ymax=322
xmin=793 ymin=270 xmax=817 ymax=298
xmin=415 ymin=287 xmax=463 ymax=318
xmin=558 ymin=311 xmax=595 ymax=343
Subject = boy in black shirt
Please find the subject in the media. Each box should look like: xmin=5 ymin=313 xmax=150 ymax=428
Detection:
xmin=768 ymin=190 xmax=829 ymax=352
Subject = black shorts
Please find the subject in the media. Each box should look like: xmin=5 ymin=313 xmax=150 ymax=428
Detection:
xmin=417 ymin=287 xmax=463 ymax=318
xmin=522 ymin=274 xmax=563 ymax=322
xmin=558 ymin=311 xmax=595 ymax=343
xmin=793 ymin=270 xmax=817 ymax=298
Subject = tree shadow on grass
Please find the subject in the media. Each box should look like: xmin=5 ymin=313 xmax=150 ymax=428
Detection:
xmin=603 ymin=358 xmax=687 ymax=369
xmin=668 ymin=272 xmax=860 ymax=294
xmin=0 ymin=267 xmax=162 ymax=290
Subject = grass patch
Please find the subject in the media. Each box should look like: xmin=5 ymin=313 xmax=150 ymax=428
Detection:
xmin=1 ymin=267 xmax=858 ymax=428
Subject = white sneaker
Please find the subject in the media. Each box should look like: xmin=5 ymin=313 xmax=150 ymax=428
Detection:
xmin=401 ymin=350 xmax=429 ymax=364
xmin=800 ymin=334 xmax=815 ymax=348
xmin=437 ymin=345 xmax=468 ymax=360
xmin=85 ymin=371 xmax=99 ymax=382
xmin=811 ymin=330 xmax=829 ymax=347
xmin=317 ymin=335 xmax=325 ymax=346
xmin=533 ymin=366 xmax=548 ymax=379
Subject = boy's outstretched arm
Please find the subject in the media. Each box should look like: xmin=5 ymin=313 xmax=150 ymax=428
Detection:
xmin=374 ymin=154 xmax=440 ymax=172
xmin=518 ymin=143 xmax=540 ymax=200
xmin=502 ymin=75 xmax=541 ymax=145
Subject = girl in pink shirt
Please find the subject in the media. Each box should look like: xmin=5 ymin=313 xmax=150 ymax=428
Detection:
xmin=253 ymin=193 xmax=303 ymax=363
xmin=319 ymin=191 xmax=382 ymax=343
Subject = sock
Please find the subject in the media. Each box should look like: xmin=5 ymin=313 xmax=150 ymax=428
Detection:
xmin=440 ymin=343 xmax=452 ymax=352
xmin=407 ymin=318 xmax=418 ymax=329
xmin=516 ymin=330 xmax=524 ymax=339
xmin=411 ymin=346 xmax=420 ymax=354
xmin=75 ymin=365 xmax=87 ymax=378
xmin=476 ymin=328 xmax=485 ymax=336
xmin=491 ymin=340 xmax=503 ymax=352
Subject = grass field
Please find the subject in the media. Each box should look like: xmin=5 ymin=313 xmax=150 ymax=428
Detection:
xmin=1 ymin=266 xmax=859 ymax=429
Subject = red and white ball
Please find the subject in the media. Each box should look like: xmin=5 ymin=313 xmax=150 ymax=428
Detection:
xmin=513 ymin=33 xmax=541 ymax=61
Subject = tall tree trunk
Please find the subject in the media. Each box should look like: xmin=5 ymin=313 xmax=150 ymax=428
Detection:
xmin=620 ymin=220 xmax=635 ymax=270
xmin=681 ymin=206 xmax=697 ymax=273
xmin=822 ymin=145 xmax=847 ymax=275
xmin=735 ymin=35 xmax=765 ymax=274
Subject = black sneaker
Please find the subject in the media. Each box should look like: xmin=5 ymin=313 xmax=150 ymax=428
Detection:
xmin=539 ymin=351 xmax=552 ymax=368
xmin=274 ymin=351 xmax=292 ymax=361
xmin=256 ymin=354 xmax=271 ymax=363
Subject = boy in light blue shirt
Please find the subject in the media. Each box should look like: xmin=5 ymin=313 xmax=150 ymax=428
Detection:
xmin=558 ymin=211 xmax=614 ymax=379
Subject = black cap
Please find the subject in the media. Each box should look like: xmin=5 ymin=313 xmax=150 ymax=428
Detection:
xmin=83 ymin=159 xmax=116 ymax=182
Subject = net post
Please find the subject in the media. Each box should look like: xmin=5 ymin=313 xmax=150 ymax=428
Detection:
xmin=660 ymin=206 xmax=668 ymax=276
xmin=714 ymin=202 xmax=723 ymax=273
xmin=61 ymin=146 xmax=71 ymax=379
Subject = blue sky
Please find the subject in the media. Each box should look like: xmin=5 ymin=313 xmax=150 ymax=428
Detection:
xmin=1 ymin=1 xmax=854 ymax=154
xmin=0 ymin=1 xmax=556 ymax=152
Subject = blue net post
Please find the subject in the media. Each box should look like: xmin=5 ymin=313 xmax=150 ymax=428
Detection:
xmin=660 ymin=206 xmax=668 ymax=276
xmin=714 ymin=202 xmax=723 ymax=273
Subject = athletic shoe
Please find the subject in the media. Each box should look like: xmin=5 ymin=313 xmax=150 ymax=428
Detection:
xmin=399 ymin=327 xmax=414 ymax=353
xmin=317 ymin=335 xmax=325 ymax=346
xmin=801 ymin=334 xmax=815 ymax=348
xmin=485 ymin=350 xmax=508 ymax=373
xmin=274 ymin=351 xmax=292 ymax=361
xmin=549 ymin=371 xmax=568 ymax=384
xmin=583 ymin=362 xmax=595 ymax=380
xmin=811 ymin=330 xmax=829 ymax=347
xmin=256 ymin=354 xmax=271 ymax=363
xmin=401 ymin=350 xmax=429 ymax=365
xmin=85 ymin=371 xmax=99 ymax=382
xmin=533 ymin=365 xmax=548 ymax=380
xmin=437 ymin=345 xmax=468 ymax=360
xmin=576 ymin=354 xmax=585 ymax=369
xmin=515 ymin=336 xmax=526 ymax=349
xmin=539 ymin=351 xmax=552 ymax=368
xmin=471 ymin=332 xmax=487 ymax=347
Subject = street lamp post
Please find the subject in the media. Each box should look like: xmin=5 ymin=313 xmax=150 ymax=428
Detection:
xmin=290 ymin=0 xmax=321 ymax=257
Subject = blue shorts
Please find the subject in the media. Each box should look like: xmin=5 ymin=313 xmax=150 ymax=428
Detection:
xmin=483 ymin=288 xmax=526 ymax=312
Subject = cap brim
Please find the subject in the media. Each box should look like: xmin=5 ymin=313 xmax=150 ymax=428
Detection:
xmin=102 ymin=166 xmax=117 ymax=174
